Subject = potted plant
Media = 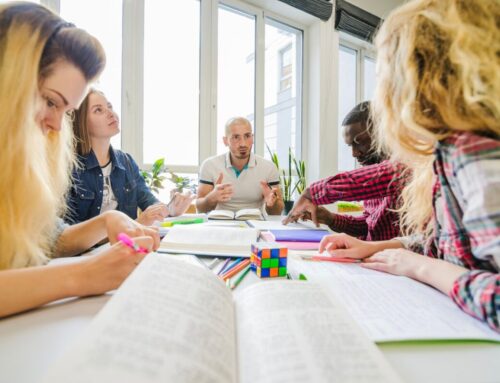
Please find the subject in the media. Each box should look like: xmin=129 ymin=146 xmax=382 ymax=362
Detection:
xmin=168 ymin=171 xmax=196 ymax=199
xmin=140 ymin=157 xmax=167 ymax=194
xmin=267 ymin=146 xmax=306 ymax=215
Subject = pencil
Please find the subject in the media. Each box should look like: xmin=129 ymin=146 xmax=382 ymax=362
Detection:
xmin=230 ymin=265 xmax=251 ymax=290
xmin=217 ymin=258 xmax=231 ymax=275
xmin=221 ymin=257 xmax=243 ymax=275
xmin=222 ymin=259 xmax=251 ymax=281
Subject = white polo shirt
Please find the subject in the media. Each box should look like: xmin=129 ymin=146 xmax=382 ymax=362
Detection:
xmin=199 ymin=152 xmax=280 ymax=212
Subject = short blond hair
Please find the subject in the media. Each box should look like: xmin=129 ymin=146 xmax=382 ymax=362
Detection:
xmin=225 ymin=117 xmax=252 ymax=137
xmin=373 ymin=0 xmax=500 ymax=234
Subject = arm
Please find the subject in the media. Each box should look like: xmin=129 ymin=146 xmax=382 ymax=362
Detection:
xmin=323 ymin=210 xmax=369 ymax=239
xmin=309 ymin=161 xmax=407 ymax=205
xmin=0 ymin=237 xmax=154 ymax=318
xmin=55 ymin=210 xmax=160 ymax=257
xmin=195 ymin=173 xmax=233 ymax=213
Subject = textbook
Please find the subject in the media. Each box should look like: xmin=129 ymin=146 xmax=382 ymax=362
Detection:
xmin=208 ymin=208 xmax=263 ymax=221
xmin=159 ymin=225 xmax=259 ymax=257
xmin=44 ymin=254 xmax=401 ymax=383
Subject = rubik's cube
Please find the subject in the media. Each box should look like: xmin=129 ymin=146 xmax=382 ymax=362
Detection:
xmin=250 ymin=242 xmax=287 ymax=278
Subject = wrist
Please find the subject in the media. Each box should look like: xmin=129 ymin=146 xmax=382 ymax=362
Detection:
xmin=371 ymin=239 xmax=403 ymax=254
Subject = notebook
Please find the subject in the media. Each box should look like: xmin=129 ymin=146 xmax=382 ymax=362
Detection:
xmin=260 ymin=231 xmax=320 ymax=250
xmin=269 ymin=229 xmax=330 ymax=242
xmin=159 ymin=225 xmax=259 ymax=257
xmin=208 ymin=208 xmax=263 ymax=221
xmin=44 ymin=254 xmax=401 ymax=383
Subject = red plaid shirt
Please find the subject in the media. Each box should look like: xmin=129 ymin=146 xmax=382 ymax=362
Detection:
xmin=426 ymin=133 xmax=500 ymax=331
xmin=309 ymin=161 xmax=407 ymax=241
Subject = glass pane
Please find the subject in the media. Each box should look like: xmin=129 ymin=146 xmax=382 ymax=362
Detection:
xmin=338 ymin=46 xmax=357 ymax=172
xmin=264 ymin=18 xmax=303 ymax=166
xmin=60 ymin=0 xmax=122 ymax=149
xmin=144 ymin=0 xmax=200 ymax=166
xmin=217 ymin=5 xmax=255 ymax=154
xmin=363 ymin=56 xmax=376 ymax=100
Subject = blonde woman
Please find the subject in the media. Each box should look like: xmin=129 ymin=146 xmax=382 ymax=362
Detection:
xmin=67 ymin=89 xmax=194 ymax=226
xmin=319 ymin=0 xmax=500 ymax=331
xmin=0 ymin=2 xmax=159 ymax=317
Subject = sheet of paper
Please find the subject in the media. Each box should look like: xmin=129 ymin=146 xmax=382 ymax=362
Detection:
xmin=44 ymin=254 xmax=237 ymax=383
xmin=235 ymin=281 xmax=401 ymax=383
xmin=292 ymin=260 xmax=500 ymax=342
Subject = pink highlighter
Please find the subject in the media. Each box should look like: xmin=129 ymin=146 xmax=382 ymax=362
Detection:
xmin=117 ymin=233 xmax=149 ymax=254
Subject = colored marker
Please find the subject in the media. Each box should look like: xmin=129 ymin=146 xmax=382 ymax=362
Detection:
xmin=160 ymin=218 xmax=204 ymax=227
xmin=299 ymin=273 xmax=308 ymax=281
xmin=117 ymin=233 xmax=148 ymax=254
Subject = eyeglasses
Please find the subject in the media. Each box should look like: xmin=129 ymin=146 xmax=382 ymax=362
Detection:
xmin=229 ymin=133 xmax=253 ymax=143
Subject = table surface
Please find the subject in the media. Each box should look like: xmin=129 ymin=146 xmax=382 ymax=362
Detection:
xmin=1 ymin=219 xmax=499 ymax=383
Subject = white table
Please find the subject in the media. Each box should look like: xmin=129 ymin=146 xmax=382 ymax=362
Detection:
xmin=1 ymin=223 xmax=499 ymax=382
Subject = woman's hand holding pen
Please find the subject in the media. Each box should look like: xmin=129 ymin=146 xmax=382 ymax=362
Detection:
xmin=103 ymin=210 xmax=160 ymax=250
xmin=72 ymin=236 xmax=154 ymax=296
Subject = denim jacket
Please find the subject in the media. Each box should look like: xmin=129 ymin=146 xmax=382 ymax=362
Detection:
xmin=66 ymin=147 xmax=159 ymax=224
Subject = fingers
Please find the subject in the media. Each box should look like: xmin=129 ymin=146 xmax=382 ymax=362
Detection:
xmin=215 ymin=172 xmax=224 ymax=185
xmin=310 ymin=205 xmax=319 ymax=228
xmin=142 ymin=226 xmax=160 ymax=250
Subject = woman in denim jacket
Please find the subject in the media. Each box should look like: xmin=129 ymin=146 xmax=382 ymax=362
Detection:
xmin=67 ymin=90 xmax=193 ymax=226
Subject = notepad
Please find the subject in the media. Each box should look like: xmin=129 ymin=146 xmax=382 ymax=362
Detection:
xmin=44 ymin=254 xmax=401 ymax=383
xmin=269 ymin=229 xmax=330 ymax=242
xmin=208 ymin=208 xmax=263 ymax=221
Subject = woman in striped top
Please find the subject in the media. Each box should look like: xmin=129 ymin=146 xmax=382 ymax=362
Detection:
xmin=319 ymin=0 xmax=500 ymax=331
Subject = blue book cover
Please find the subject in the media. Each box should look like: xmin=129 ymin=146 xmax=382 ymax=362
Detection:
xmin=270 ymin=229 xmax=330 ymax=242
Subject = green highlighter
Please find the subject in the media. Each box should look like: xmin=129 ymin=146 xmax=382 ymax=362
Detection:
xmin=160 ymin=218 xmax=204 ymax=227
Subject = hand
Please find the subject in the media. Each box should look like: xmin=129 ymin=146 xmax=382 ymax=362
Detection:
xmin=319 ymin=233 xmax=378 ymax=259
xmin=137 ymin=203 xmax=169 ymax=226
xmin=75 ymin=236 xmax=154 ymax=296
xmin=260 ymin=181 xmax=280 ymax=207
xmin=103 ymin=211 xmax=160 ymax=251
xmin=362 ymin=249 xmax=428 ymax=279
xmin=295 ymin=206 xmax=334 ymax=228
xmin=207 ymin=173 xmax=233 ymax=204
xmin=168 ymin=191 xmax=196 ymax=216
xmin=282 ymin=189 xmax=318 ymax=226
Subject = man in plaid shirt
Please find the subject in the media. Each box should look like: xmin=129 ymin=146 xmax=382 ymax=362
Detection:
xmin=284 ymin=102 xmax=408 ymax=241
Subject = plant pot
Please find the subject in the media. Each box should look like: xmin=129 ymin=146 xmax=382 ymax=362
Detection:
xmin=283 ymin=200 xmax=294 ymax=215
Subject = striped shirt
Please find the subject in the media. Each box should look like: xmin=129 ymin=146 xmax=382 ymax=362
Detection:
xmin=425 ymin=132 xmax=500 ymax=331
xmin=309 ymin=161 xmax=407 ymax=240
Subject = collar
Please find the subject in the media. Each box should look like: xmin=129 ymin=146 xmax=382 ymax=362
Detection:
xmin=224 ymin=151 xmax=256 ymax=169
xmin=80 ymin=146 xmax=126 ymax=171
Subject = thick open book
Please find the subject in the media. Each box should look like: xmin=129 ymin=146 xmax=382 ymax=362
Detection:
xmin=159 ymin=225 xmax=259 ymax=257
xmin=44 ymin=254 xmax=400 ymax=383
xmin=208 ymin=208 xmax=263 ymax=221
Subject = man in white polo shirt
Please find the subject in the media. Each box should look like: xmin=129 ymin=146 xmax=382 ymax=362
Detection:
xmin=196 ymin=117 xmax=284 ymax=215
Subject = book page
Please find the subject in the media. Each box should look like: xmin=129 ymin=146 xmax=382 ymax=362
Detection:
xmin=44 ymin=254 xmax=237 ymax=383
xmin=235 ymin=282 xmax=401 ymax=383
xmin=294 ymin=260 xmax=500 ymax=342
xmin=208 ymin=209 xmax=235 ymax=220
xmin=235 ymin=208 xmax=262 ymax=221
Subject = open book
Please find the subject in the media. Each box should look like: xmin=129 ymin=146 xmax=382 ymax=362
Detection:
xmin=44 ymin=254 xmax=401 ymax=383
xmin=159 ymin=225 xmax=259 ymax=257
xmin=208 ymin=208 xmax=263 ymax=221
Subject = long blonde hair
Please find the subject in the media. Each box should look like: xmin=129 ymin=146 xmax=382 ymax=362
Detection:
xmin=0 ymin=3 xmax=105 ymax=269
xmin=373 ymin=0 xmax=500 ymax=234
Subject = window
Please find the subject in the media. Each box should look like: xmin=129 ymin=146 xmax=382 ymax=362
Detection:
xmin=143 ymin=0 xmax=200 ymax=166
xmin=217 ymin=5 xmax=256 ymax=155
xmin=264 ymin=19 xmax=303 ymax=166
xmin=60 ymin=0 xmax=123 ymax=149
xmin=337 ymin=43 xmax=376 ymax=172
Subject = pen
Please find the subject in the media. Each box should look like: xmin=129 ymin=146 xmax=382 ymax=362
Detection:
xmin=300 ymin=255 xmax=360 ymax=263
xmin=231 ymin=265 xmax=251 ymax=290
xmin=117 ymin=233 xmax=148 ymax=254
xmin=217 ymin=258 xmax=231 ymax=276
xmin=222 ymin=259 xmax=251 ymax=281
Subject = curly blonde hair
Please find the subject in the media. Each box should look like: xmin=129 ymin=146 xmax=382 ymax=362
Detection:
xmin=373 ymin=0 xmax=500 ymax=234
